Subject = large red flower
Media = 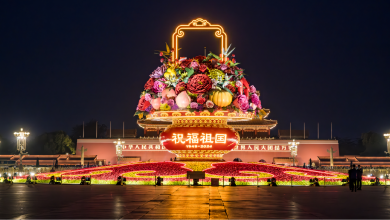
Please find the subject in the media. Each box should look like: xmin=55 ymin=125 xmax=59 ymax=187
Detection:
xmin=180 ymin=59 xmax=191 ymax=68
xmin=137 ymin=95 xmax=151 ymax=111
xmin=144 ymin=78 xmax=154 ymax=90
xmin=187 ymin=74 xmax=212 ymax=94
xmin=193 ymin=55 xmax=206 ymax=63
xmin=175 ymin=82 xmax=187 ymax=94
xmin=226 ymin=84 xmax=236 ymax=93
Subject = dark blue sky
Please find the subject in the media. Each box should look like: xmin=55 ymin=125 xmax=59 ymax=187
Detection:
xmin=1 ymin=1 xmax=389 ymax=140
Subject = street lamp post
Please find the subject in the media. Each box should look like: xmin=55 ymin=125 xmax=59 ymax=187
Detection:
xmin=288 ymin=139 xmax=299 ymax=167
xmin=14 ymin=128 xmax=30 ymax=172
xmin=114 ymin=138 xmax=125 ymax=165
xmin=384 ymin=133 xmax=390 ymax=155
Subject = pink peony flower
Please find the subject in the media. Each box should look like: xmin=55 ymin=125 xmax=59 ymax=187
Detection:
xmin=250 ymin=85 xmax=256 ymax=93
xmin=250 ymin=94 xmax=260 ymax=105
xmin=237 ymin=95 xmax=248 ymax=105
xmin=161 ymin=97 xmax=168 ymax=104
xmin=205 ymin=100 xmax=214 ymax=108
xmin=144 ymin=93 xmax=152 ymax=101
xmin=167 ymin=99 xmax=175 ymax=107
xmin=220 ymin=64 xmax=228 ymax=71
xmin=190 ymin=60 xmax=199 ymax=69
xmin=150 ymin=65 xmax=166 ymax=78
xmin=190 ymin=102 xmax=198 ymax=109
xmin=152 ymin=80 xmax=167 ymax=93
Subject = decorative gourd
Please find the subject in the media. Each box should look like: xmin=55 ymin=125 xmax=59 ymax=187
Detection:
xmin=150 ymin=98 xmax=161 ymax=110
xmin=210 ymin=90 xmax=232 ymax=107
xmin=175 ymin=91 xmax=191 ymax=109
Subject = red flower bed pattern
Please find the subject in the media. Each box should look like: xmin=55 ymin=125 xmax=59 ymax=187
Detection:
xmin=14 ymin=161 xmax=372 ymax=185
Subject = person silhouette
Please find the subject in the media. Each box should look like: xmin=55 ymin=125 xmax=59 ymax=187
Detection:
xmin=348 ymin=164 xmax=357 ymax=192
xmin=357 ymin=165 xmax=363 ymax=190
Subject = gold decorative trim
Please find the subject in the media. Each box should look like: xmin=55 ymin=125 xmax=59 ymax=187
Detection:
xmin=228 ymin=113 xmax=236 ymax=117
xmin=172 ymin=112 xmax=182 ymax=117
xmin=172 ymin=18 xmax=227 ymax=60
xmin=215 ymin=112 xmax=224 ymax=116
xmin=200 ymin=111 xmax=211 ymax=116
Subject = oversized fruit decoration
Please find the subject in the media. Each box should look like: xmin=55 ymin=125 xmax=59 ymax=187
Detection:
xmin=162 ymin=88 xmax=176 ymax=99
xmin=210 ymin=90 xmax=233 ymax=107
xmin=150 ymin=98 xmax=161 ymax=110
xmin=175 ymin=91 xmax=191 ymax=109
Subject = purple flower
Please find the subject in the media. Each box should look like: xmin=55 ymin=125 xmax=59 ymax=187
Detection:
xmin=250 ymin=94 xmax=260 ymax=105
xmin=167 ymin=99 xmax=175 ymax=107
xmin=152 ymin=80 xmax=167 ymax=93
xmin=161 ymin=97 xmax=168 ymax=104
xmin=250 ymin=85 xmax=256 ymax=93
xmin=237 ymin=95 xmax=248 ymax=105
xmin=145 ymin=105 xmax=152 ymax=112
xmin=257 ymin=100 xmax=262 ymax=109
xmin=150 ymin=65 xmax=166 ymax=78
xmin=144 ymin=93 xmax=152 ymax=101
xmin=220 ymin=64 xmax=228 ymax=71
xmin=190 ymin=102 xmax=198 ymax=109
xmin=240 ymin=102 xmax=250 ymax=112
xmin=197 ymin=105 xmax=204 ymax=111
xmin=171 ymin=104 xmax=179 ymax=110
xmin=190 ymin=61 xmax=199 ymax=69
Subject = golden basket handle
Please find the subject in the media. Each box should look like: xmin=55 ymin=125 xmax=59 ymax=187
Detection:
xmin=172 ymin=18 xmax=228 ymax=60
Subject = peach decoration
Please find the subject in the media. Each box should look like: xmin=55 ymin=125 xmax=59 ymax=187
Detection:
xmin=162 ymin=88 xmax=176 ymax=99
xmin=150 ymin=98 xmax=161 ymax=110
xmin=175 ymin=91 xmax=191 ymax=109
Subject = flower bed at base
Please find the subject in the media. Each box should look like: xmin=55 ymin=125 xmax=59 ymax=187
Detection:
xmin=9 ymin=161 xmax=379 ymax=185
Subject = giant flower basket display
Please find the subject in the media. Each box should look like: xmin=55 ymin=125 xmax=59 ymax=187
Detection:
xmin=134 ymin=18 xmax=267 ymax=161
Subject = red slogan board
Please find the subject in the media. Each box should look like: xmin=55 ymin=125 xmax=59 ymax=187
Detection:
xmin=160 ymin=127 xmax=239 ymax=151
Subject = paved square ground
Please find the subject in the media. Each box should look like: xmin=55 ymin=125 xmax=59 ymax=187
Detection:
xmin=1 ymin=184 xmax=389 ymax=219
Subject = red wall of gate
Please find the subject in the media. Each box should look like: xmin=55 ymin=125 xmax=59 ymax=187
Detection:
xmin=77 ymin=139 xmax=339 ymax=165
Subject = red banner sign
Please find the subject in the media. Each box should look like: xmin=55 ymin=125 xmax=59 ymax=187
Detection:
xmin=160 ymin=127 xmax=239 ymax=151
xmin=233 ymin=145 xmax=291 ymax=152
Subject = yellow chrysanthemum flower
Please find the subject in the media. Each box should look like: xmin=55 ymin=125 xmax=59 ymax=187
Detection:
xmin=208 ymin=69 xmax=225 ymax=81
xmin=160 ymin=103 xmax=171 ymax=111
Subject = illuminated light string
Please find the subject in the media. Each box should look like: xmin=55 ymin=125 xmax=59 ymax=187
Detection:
xmin=172 ymin=18 xmax=227 ymax=60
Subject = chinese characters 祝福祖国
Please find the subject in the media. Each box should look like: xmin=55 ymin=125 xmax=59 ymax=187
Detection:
xmin=172 ymin=133 xmax=227 ymax=144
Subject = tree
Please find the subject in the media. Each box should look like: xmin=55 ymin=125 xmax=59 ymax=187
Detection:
xmin=360 ymin=132 xmax=387 ymax=156
xmin=338 ymin=137 xmax=364 ymax=156
xmin=34 ymin=131 xmax=75 ymax=154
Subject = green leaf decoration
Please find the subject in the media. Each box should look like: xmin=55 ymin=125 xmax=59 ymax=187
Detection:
xmin=223 ymin=86 xmax=234 ymax=96
xmin=229 ymin=62 xmax=240 ymax=67
xmin=207 ymin=108 xmax=215 ymax=113
xmin=133 ymin=111 xmax=142 ymax=116
xmin=185 ymin=67 xmax=194 ymax=77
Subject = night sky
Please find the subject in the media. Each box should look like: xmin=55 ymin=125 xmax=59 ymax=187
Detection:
xmin=1 ymin=1 xmax=389 ymax=140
